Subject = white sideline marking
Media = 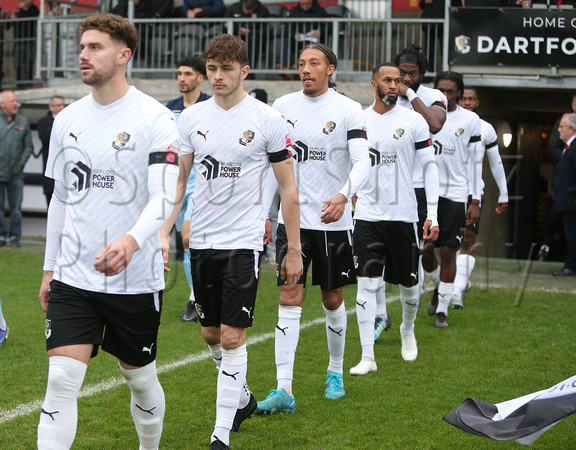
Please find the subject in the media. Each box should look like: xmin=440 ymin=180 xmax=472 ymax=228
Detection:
xmin=0 ymin=297 xmax=400 ymax=425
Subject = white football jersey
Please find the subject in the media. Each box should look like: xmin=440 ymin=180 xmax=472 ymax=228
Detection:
xmin=356 ymin=105 xmax=432 ymax=222
xmin=46 ymin=87 xmax=179 ymax=294
xmin=398 ymin=85 xmax=447 ymax=188
xmin=478 ymin=118 xmax=497 ymax=196
xmin=273 ymin=88 xmax=369 ymax=231
xmin=432 ymin=105 xmax=482 ymax=203
xmin=179 ymin=94 xmax=292 ymax=251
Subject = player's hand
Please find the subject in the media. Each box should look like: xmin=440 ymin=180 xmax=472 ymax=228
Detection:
xmin=263 ymin=219 xmax=273 ymax=246
xmin=321 ymin=193 xmax=347 ymax=224
xmin=423 ymin=220 xmax=439 ymax=242
xmin=161 ymin=232 xmax=171 ymax=272
xmin=496 ymin=202 xmax=508 ymax=214
xmin=396 ymin=81 xmax=409 ymax=96
xmin=280 ymin=247 xmax=303 ymax=284
xmin=94 ymin=234 xmax=140 ymax=276
xmin=39 ymin=271 xmax=53 ymax=313
xmin=466 ymin=201 xmax=480 ymax=225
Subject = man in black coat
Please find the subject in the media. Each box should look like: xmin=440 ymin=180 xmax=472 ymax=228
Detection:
xmin=552 ymin=113 xmax=576 ymax=276
xmin=37 ymin=96 xmax=66 ymax=208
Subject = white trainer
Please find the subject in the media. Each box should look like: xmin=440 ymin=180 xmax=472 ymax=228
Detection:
xmin=400 ymin=325 xmax=418 ymax=361
xmin=349 ymin=358 xmax=377 ymax=376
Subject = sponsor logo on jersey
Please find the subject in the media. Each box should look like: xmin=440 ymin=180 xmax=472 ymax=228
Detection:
xmin=92 ymin=169 xmax=116 ymax=189
xmin=323 ymin=121 xmax=336 ymax=135
xmin=369 ymin=148 xmax=396 ymax=166
xmin=200 ymin=155 xmax=242 ymax=180
xmin=455 ymin=128 xmax=465 ymax=137
xmin=393 ymin=128 xmax=405 ymax=140
xmin=381 ymin=152 xmax=398 ymax=164
xmin=112 ymin=131 xmax=131 ymax=150
xmin=369 ymin=147 xmax=381 ymax=166
xmin=239 ymin=129 xmax=255 ymax=146
xmin=71 ymin=161 xmax=91 ymax=192
xmin=292 ymin=140 xmax=309 ymax=163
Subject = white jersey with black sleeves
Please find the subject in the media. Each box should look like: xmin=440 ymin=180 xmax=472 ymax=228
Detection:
xmin=45 ymin=86 xmax=180 ymax=294
xmin=179 ymin=94 xmax=292 ymax=251
xmin=273 ymin=88 xmax=370 ymax=231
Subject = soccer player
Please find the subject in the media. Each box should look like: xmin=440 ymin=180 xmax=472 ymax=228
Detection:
xmin=256 ymin=43 xmax=371 ymax=413
xmin=370 ymin=44 xmax=448 ymax=341
xmin=0 ymin=295 xmax=8 ymax=346
xmin=37 ymin=14 xmax=179 ymax=449
xmin=161 ymin=34 xmax=302 ymax=450
xmin=422 ymin=71 xmax=482 ymax=328
xmin=351 ymin=63 xmax=439 ymax=373
xmin=166 ymin=55 xmax=211 ymax=322
xmin=450 ymin=87 xmax=509 ymax=308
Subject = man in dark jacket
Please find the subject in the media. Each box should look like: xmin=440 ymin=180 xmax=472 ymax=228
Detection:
xmin=0 ymin=90 xmax=34 ymax=247
xmin=37 ymin=95 xmax=66 ymax=209
xmin=552 ymin=113 xmax=576 ymax=276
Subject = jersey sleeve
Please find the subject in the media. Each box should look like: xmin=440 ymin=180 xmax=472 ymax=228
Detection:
xmin=149 ymin=108 xmax=180 ymax=165
xmin=45 ymin=112 xmax=65 ymax=182
xmin=266 ymin=110 xmax=293 ymax=163
xmin=468 ymin=115 xmax=483 ymax=201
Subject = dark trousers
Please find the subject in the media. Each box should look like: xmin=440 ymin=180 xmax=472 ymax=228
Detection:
xmin=564 ymin=211 xmax=576 ymax=272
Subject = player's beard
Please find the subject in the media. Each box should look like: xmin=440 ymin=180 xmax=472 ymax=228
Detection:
xmin=81 ymin=61 xmax=117 ymax=87
xmin=378 ymin=86 xmax=397 ymax=106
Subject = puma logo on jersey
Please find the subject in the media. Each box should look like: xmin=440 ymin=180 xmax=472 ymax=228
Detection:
xmin=135 ymin=404 xmax=157 ymax=415
xmin=142 ymin=343 xmax=154 ymax=355
xmin=41 ymin=408 xmax=60 ymax=421
xmin=69 ymin=132 xmax=81 ymax=143
xmin=410 ymin=272 xmax=418 ymax=279
xmin=456 ymin=235 xmax=463 ymax=243
xmin=222 ymin=370 xmax=240 ymax=380
xmin=197 ymin=130 xmax=209 ymax=140
xmin=287 ymin=119 xmax=297 ymax=128
xmin=356 ymin=300 xmax=367 ymax=310
xmin=242 ymin=306 xmax=252 ymax=318
xmin=276 ymin=325 xmax=288 ymax=335
xmin=341 ymin=269 xmax=351 ymax=278
xmin=328 ymin=326 xmax=343 ymax=336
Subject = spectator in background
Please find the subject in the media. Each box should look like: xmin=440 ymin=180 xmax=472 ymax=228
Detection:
xmin=183 ymin=0 xmax=226 ymax=18
xmin=37 ymin=95 xmax=66 ymax=209
xmin=0 ymin=7 xmax=5 ymax=90
xmin=0 ymin=90 xmax=34 ymax=248
xmin=10 ymin=0 xmax=40 ymax=88
xmin=111 ymin=0 xmax=155 ymax=18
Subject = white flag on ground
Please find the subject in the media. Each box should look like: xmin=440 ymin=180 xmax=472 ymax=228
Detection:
xmin=443 ymin=374 xmax=576 ymax=445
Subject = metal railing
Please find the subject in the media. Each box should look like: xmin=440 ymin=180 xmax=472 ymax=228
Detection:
xmin=0 ymin=15 xmax=446 ymax=88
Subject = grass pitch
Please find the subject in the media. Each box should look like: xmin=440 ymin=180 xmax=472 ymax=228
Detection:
xmin=0 ymin=246 xmax=575 ymax=449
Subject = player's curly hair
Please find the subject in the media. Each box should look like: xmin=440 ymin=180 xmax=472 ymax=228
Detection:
xmin=434 ymin=70 xmax=465 ymax=100
xmin=203 ymin=34 xmax=248 ymax=66
xmin=393 ymin=44 xmax=428 ymax=75
xmin=80 ymin=14 xmax=138 ymax=57
xmin=300 ymin=43 xmax=338 ymax=89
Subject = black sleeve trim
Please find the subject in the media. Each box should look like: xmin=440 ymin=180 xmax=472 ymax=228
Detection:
xmin=470 ymin=135 xmax=482 ymax=143
xmin=149 ymin=151 xmax=179 ymax=166
xmin=486 ymin=140 xmax=498 ymax=149
xmin=347 ymin=129 xmax=368 ymax=140
xmin=431 ymin=100 xmax=447 ymax=111
xmin=269 ymin=148 xmax=293 ymax=163
xmin=415 ymin=138 xmax=433 ymax=150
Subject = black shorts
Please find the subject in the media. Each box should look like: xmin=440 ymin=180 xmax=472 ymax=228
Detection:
xmin=353 ymin=220 xmax=420 ymax=287
xmin=465 ymin=194 xmax=482 ymax=234
xmin=45 ymin=280 xmax=162 ymax=367
xmin=436 ymin=197 xmax=466 ymax=248
xmin=415 ymin=187 xmax=427 ymax=240
xmin=276 ymin=224 xmax=356 ymax=290
xmin=190 ymin=249 xmax=259 ymax=328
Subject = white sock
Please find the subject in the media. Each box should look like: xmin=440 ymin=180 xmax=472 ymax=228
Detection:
xmin=400 ymin=285 xmax=420 ymax=334
xmin=437 ymin=282 xmax=454 ymax=315
xmin=324 ymin=302 xmax=347 ymax=374
xmin=425 ymin=265 xmax=441 ymax=288
xmin=38 ymin=356 xmax=87 ymax=450
xmin=453 ymin=254 xmax=475 ymax=298
xmin=0 ymin=297 xmax=6 ymax=330
xmin=375 ymin=277 xmax=388 ymax=319
xmin=275 ymin=305 xmax=301 ymax=396
xmin=356 ymin=278 xmax=378 ymax=360
xmin=238 ymin=382 xmax=251 ymax=409
xmin=209 ymin=343 xmax=222 ymax=370
xmin=212 ymin=345 xmax=248 ymax=446
xmin=120 ymin=361 xmax=165 ymax=450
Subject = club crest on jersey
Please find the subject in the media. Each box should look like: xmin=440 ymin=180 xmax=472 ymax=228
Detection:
xmin=239 ymin=129 xmax=255 ymax=146
xmin=353 ymin=255 xmax=358 ymax=269
xmin=45 ymin=319 xmax=52 ymax=339
xmin=455 ymin=128 xmax=465 ymax=137
xmin=393 ymin=128 xmax=405 ymax=140
xmin=195 ymin=303 xmax=205 ymax=320
xmin=112 ymin=131 xmax=131 ymax=150
xmin=323 ymin=121 xmax=336 ymax=135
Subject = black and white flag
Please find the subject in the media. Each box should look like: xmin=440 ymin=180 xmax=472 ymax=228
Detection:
xmin=443 ymin=374 xmax=576 ymax=445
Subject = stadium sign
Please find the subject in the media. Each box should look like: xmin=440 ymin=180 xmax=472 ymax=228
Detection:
xmin=449 ymin=8 xmax=576 ymax=67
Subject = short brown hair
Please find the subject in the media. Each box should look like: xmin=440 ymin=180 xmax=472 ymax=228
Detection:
xmin=203 ymin=34 xmax=248 ymax=66
xmin=81 ymin=14 xmax=138 ymax=57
